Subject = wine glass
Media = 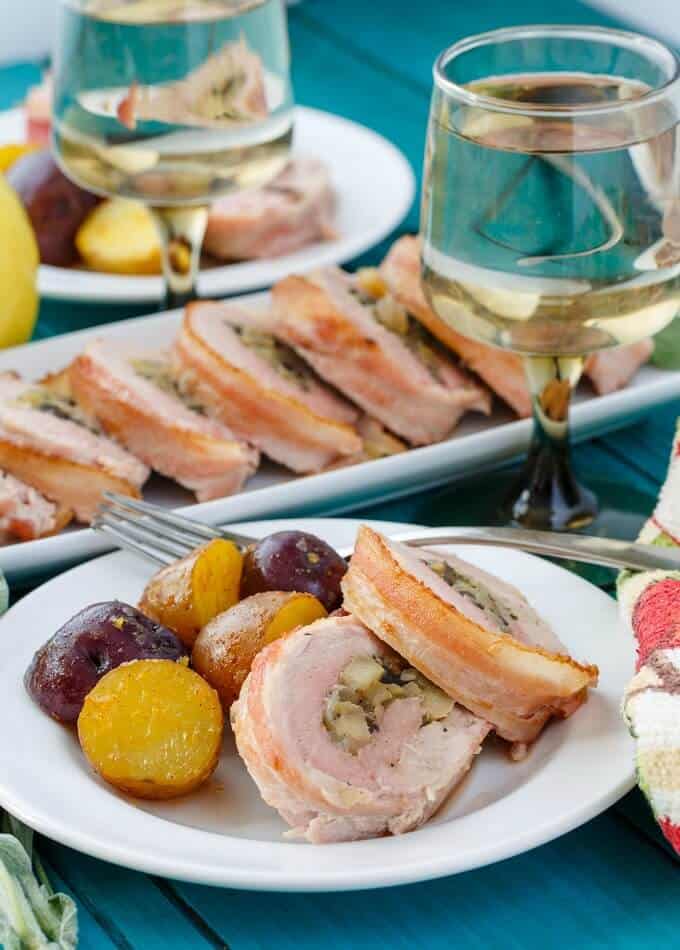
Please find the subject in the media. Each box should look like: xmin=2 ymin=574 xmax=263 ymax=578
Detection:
xmin=421 ymin=25 xmax=680 ymax=530
xmin=52 ymin=0 xmax=294 ymax=308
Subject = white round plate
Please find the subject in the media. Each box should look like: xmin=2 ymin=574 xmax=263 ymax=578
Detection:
xmin=0 ymin=107 xmax=415 ymax=303
xmin=0 ymin=518 xmax=635 ymax=892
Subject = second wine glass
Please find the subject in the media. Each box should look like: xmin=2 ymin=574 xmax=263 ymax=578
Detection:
xmin=52 ymin=0 xmax=294 ymax=308
xmin=421 ymin=25 xmax=680 ymax=530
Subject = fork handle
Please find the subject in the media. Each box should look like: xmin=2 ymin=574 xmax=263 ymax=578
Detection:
xmin=394 ymin=526 xmax=680 ymax=574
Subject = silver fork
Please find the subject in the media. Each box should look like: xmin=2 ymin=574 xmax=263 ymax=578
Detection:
xmin=93 ymin=492 xmax=680 ymax=574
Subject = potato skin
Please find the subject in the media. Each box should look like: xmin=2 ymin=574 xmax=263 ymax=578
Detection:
xmin=192 ymin=591 xmax=326 ymax=708
xmin=139 ymin=539 xmax=243 ymax=648
xmin=78 ymin=659 xmax=223 ymax=800
xmin=240 ymin=531 xmax=347 ymax=611
xmin=25 ymin=601 xmax=187 ymax=724
xmin=7 ymin=149 xmax=98 ymax=266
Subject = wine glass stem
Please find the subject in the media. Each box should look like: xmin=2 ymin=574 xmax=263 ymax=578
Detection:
xmin=506 ymin=355 xmax=598 ymax=530
xmin=150 ymin=206 xmax=209 ymax=310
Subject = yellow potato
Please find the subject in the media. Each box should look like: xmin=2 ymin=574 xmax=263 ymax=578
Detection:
xmin=77 ymin=658 xmax=223 ymax=800
xmin=192 ymin=591 xmax=327 ymax=708
xmin=139 ymin=539 xmax=243 ymax=648
xmin=75 ymin=198 xmax=162 ymax=275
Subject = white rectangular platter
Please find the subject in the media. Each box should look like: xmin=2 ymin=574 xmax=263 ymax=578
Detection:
xmin=0 ymin=296 xmax=678 ymax=582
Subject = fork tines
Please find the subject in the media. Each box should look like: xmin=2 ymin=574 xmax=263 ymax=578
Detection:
xmin=93 ymin=492 xmax=253 ymax=568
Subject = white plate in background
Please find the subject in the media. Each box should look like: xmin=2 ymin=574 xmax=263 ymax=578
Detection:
xmin=0 ymin=105 xmax=415 ymax=303
xmin=0 ymin=299 xmax=677 ymax=582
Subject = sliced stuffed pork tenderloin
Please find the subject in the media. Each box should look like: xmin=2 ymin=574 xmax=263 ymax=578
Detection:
xmin=342 ymin=526 xmax=598 ymax=747
xmin=270 ymin=267 xmax=490 ymax=445
xmin=69 ymin=341 xmax=259 ymax=502
xmin=231 ymin=613 xmax=491 ymax=843
xmin=172 ymin=301 xmax=363 ymax=473
xmin=0 ymin=373 xmax=148 ymax=522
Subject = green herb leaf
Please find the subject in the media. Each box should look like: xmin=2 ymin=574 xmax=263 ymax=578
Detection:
xmin=0 ymin=815 xmax=78 ymax=949
xmin=651 ymin=317 xmax=680 ymax=370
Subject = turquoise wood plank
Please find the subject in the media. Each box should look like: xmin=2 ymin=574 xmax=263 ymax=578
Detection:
xmin=287 ymin=15 xmax=422 ymax=233
xmin=43 ymin=857 xmax=118 ymax=950
xmin=0 ymin=61 xmax=41 ymax=109
xmin=41 ymin=840 xmax=226 ymax=949
xmin=617 ymin=790 xmax=680 ymax=862
xmin=168 ymin=811 xmax=677 ymax=950
xmin=600 ymin=404 xmax=680 ymax=485
xmin=298 ymin=0 xmax=625 ymax=97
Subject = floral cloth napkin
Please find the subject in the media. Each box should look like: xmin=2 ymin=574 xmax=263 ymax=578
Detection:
xmin=619 ymin=420 xmax=680 ymax=855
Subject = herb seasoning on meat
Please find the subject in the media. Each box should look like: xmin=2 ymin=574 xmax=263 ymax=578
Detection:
xmin=428 ymin=558 xmax=519 ymax=631
xmin=232 ymin=324 xmax=312 ymax=389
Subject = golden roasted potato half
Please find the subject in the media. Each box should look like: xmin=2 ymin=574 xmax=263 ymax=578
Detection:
xmin=75 ymin=198 xmax=162 ymax=275
xmin=192 ymin=591 xmax=327 ymax=708
xmin=139 ymin=539 xmax=243 ymax=648
xmin=77 ymin=658 xmax=223 ymax=800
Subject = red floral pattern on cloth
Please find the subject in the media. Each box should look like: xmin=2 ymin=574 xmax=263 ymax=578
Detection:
xmin=619 ymin=421 xmax=680 ymax=856
xmin=632 ymin=579 xmax=680 ymax=667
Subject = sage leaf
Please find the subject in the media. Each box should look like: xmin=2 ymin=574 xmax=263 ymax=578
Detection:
xmin=0 ymin=821 xmax=77 ymax=949
xmin=651 ymin=317 xmax=680 ymax=370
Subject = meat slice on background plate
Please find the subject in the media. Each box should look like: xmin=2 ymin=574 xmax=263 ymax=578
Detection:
xmin=379 ymin=236 xmax=532 ymax=417
xmin=342 ymin=526 xmax=599 ymax=748
xmin=69 ymin=341 xmax=258 ymax=502
xmin=380 ymin=235 xmax=655 ymax=415
xmin=271 ymin=267 xmax=491 ymax=445
xmin=0 ymin=373 xmax=148 ymax=523
xmin=0 ymin=470 xmax=71 ymax=541
xmin=585 ymin=340 xmax=654 ymax=395
xmin=232 ymin=613 xmax=491 ymax=844
xmin=204 ymin=158 xmax=337 ymax=262
xmin=24 ymin=73 xmax=52 ymax=145
xmin=173 ymin=301 xmax=362 ymax=473
xmin=117 ymin=37 xmax=267 ymax=130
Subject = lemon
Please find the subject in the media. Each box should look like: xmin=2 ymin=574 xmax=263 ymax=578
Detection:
xmin=0 ymin=143 xmax=39 ymax=173
xmin=0 ymin=175 xmax=39 ymax=347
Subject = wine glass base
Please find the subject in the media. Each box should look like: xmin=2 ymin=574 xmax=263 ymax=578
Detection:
xmin=403 ymin=468 xmax=654 ymax=586
xmin=503 ymin=472 xmax=598 ymax=531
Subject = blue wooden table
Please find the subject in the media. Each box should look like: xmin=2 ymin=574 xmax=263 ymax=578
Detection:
xmin=2 ymin=1 xmax=680 ymax=946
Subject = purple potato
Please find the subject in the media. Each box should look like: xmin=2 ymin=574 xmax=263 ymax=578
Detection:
xmin=25 ymin=601 xmax=187 ymax=724
xmin=240 ymin=531 xmax=347 ymax=611
xmin=7 ymin=149 xmax=98 ymax=266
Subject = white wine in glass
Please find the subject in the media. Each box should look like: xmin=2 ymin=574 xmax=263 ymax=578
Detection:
xmin=53 ymin=0 xmax=294 ymax=306
xmin=422 ymin=26 xmax=680 ymax=529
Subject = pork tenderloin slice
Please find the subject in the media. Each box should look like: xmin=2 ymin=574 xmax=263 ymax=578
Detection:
xmin=117 ymin=36 xmax=267 ymax=130
xmin=172 ymin=302 xmax=361 ymax=473
xmin=380 ymin=235 xmax=533 ymax=417
xmin=69 ymin=340 xmax=258 ymax=502
xmin=271 ymin=267 xmax=489 ymax=445
xmin=0 ymin=471 xmax=71 ymax=541
xmin=0 ymin=373 xmax=148 ymax=522
xmin=204 ymin=157 xmax=337 ymax=261
xmin=341 ymin=526 xmax=599 ymax=744
xmin=381 ymin=235 xmax=653 ymax=412
xmin=584 ymin=340 xmax=654 ymax=395
xmin=232 ymin=614 xmax=490 ymax=843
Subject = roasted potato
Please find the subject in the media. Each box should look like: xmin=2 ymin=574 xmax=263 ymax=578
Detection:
xmin=7 ymin=149 xmax=98 ymax=266
xmin=78 ymin=658 xmax=223 ymax=800
xmin=139 ymin=539 xmax=243 ymax=648
xmin=75 ymin=198 xmax=162 ymax=275
xmin=192 ymin=591 xmax=327 ymax=708
xmin=25 ymin=601 xmax=187 ymax=724
xmin=240 ymin=531 xmax=347 ymax=611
